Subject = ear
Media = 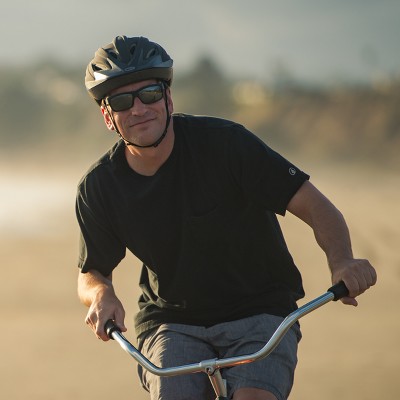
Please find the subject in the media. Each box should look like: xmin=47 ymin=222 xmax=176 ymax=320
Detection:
xmin=101 ymin=105 xmax=115 ymax=131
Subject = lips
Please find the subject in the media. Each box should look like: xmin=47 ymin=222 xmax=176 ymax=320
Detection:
xmin=129 ymin=118 xmax=154 ymax=128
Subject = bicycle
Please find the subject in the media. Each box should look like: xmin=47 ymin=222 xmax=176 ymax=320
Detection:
xmin=105 ymin=282 xmax=349 ymax=400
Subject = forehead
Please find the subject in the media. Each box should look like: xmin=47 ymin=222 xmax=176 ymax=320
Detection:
xmin=108 ymin=79 xmax=158 ymax=96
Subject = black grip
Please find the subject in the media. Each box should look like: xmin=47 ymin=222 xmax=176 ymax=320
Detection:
xmin=105 ymin=319 xmax=121 ymax=339
xmin=328 ymin=281 xmax=350 ymax=301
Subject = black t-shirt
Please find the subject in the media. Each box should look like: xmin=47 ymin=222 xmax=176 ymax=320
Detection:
xmin=76 ymin=114 xmax=310 ymax=336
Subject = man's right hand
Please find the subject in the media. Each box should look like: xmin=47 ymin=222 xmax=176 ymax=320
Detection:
xmin=78 ymin=270 xmax=127 ymax=341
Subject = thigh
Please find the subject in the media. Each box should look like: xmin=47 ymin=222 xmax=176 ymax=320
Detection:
xmin=137 ymin=324 xmax=217 ymax=400
xmin=214 ymin=314 xmax=301 ymax=400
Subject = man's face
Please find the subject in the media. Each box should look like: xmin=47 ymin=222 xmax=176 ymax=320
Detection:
xmin=101 ymin=79 xmax=173 ymax=148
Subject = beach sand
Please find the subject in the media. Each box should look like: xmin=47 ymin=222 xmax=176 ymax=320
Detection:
xmin=1 ymin=161 xmax=398 ymax=399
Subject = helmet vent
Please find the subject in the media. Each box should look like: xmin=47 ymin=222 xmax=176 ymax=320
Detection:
xmin=145 ymin=48 xmax=157 ymax=60
xmin=130 ymin=44 xmax=137 ymax=55
xmin=92 ymin=64 xmax=102 ymax=72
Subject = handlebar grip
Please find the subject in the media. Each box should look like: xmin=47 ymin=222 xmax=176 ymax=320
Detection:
xmin=105 ymin=319 xmax=121 ymax=340
xmin=328 ymin=281 xmax=350 ymax=301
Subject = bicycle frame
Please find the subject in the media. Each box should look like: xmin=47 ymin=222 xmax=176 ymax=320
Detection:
xmin=105 ymin=282 xmax=348 ymax=400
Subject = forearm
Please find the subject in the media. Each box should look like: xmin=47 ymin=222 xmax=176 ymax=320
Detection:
xmin=78 ymin=269 xmax=114 ymax=307
xmin=308 ymin=199 xmax=354 ymax=272
xmin=288 ymin=181 xmax=377 ymax=304
xmin=288 ymin=182 xmax=353 ymax=267
xmin=313 ymin=207 xmax=377 ymax=304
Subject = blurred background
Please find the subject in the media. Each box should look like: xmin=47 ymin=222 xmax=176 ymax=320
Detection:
xmin=1 ymin=1 xmax=399 ymax=399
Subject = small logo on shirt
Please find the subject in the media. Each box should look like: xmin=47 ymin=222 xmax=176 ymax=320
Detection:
xmin=289 ymin=167 xmax=297 ymax=176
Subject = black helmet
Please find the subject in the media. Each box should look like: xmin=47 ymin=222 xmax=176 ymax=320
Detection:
xmin=85 ymin=36 xmax=173 ymax=104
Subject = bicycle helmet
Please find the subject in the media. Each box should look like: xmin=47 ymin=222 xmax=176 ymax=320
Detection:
xmin=85 ymin=36 xmax=173 ymax=104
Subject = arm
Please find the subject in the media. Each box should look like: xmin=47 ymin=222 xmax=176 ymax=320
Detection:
xmin=77 ymin=269 xmax=127 ymax=341
xmin=287 ymin=180 xmax=377 ymax=306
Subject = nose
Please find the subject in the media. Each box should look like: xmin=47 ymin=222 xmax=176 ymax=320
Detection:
xmin=130 ymin=96 xmax=147 ymax=114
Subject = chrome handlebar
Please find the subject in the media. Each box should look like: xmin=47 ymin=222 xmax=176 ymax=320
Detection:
xmin=104 ymin=282 xmax=348 ymax=398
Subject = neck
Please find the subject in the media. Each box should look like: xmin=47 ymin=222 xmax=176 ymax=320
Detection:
xmin=124 ymin=119 xmax=175 ymax=176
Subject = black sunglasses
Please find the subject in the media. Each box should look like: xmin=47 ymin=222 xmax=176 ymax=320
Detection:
xmin=105 ymin=83 xmax=164 ymax=112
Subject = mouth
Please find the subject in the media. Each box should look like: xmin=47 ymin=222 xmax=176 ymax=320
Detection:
xmin=130 ymin=118 xmax=154 ymax=128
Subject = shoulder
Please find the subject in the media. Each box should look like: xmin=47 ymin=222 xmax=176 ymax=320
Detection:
xmin=172 ymin=113 xmax=255 ymax=147
xmin=77 ymin=140 xmax=125 ymax=192
xmin=171 ymin=114 xmax=284 ymax=164
xmin=173 ymin=113 xmax=243 ymax=132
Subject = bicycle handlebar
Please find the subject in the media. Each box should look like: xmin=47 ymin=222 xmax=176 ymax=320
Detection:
xmin=328 ymin=281 xmax=350 ymax=300
xmin=104 ymin=282 xmax=349 ymax=379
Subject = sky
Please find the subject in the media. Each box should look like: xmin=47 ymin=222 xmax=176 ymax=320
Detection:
xmin=2 ymin=0 xmax=400 ymax=84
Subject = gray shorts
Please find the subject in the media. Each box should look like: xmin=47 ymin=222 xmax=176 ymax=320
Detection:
xmin=137 ymin=314 xmax=302 ymax=400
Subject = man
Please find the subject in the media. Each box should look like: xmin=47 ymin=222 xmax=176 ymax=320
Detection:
xmin=77 ymin=36 xmax=376 ymax=400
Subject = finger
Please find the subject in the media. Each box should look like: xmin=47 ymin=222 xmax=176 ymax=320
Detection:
xmin=357 ymin=259 xmax=377 ymax=289
xmin=95 ymin=320 xmax=111 ymax=341
xmin=86 ymin=311 xmax=110 ymax=341
xmin=85 ymin=314 xmax=97 ymax=331
xmin=367 ymin=264 xmax=378 ymax=286
xmin=114 ymin=308 xmax=127 ymax=332
xmin=341 ymin=296 xmax=358 ymax=307
xmin=355 ymin=271 xmax=369 ymax=294
xmin=342 ymin=275 xmax=360 ymax=298
xmin=86 ymin=316 xmax=109 ymax=341
xmin=357 ymin=262 xmax=378 ymax=293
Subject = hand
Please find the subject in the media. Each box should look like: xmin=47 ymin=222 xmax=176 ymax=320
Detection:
xmin=85 ymin=287 xmax=127 ymax=341
xmin=331 ymin=258 xmax=377 ymax=306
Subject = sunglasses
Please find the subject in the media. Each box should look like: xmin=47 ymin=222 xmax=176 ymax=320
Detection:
xmin=105 ymin=83 xmax=164 ymax=112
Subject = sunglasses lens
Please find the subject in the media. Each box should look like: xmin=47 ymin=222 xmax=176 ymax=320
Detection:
xmin=138 ymin=85 xmax=163 ymax=104
xmin=108 ymin=84 xmax=164 ymax=112
xmin=108 ymin=93 xmax=133 ymax=112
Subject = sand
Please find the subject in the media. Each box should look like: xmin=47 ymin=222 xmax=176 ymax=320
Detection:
xmin=1 ymin=160 xmax=398 ymax=399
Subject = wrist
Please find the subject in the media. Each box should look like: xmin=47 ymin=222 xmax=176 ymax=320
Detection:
xmin=93 ymin=281 xmax=114 ymax=301
xmin=328 ymin=254 xmax=354 ymax=271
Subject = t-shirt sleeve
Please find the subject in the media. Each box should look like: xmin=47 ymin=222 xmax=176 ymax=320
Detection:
xmin=228 ymin=126 xmax=310 ymax=215
xmin=75 ymin=174 xmax=126 ymax=276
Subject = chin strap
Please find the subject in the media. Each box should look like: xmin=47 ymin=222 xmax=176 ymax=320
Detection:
xmin=106 ymin=83 xmax=171 ymax=148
